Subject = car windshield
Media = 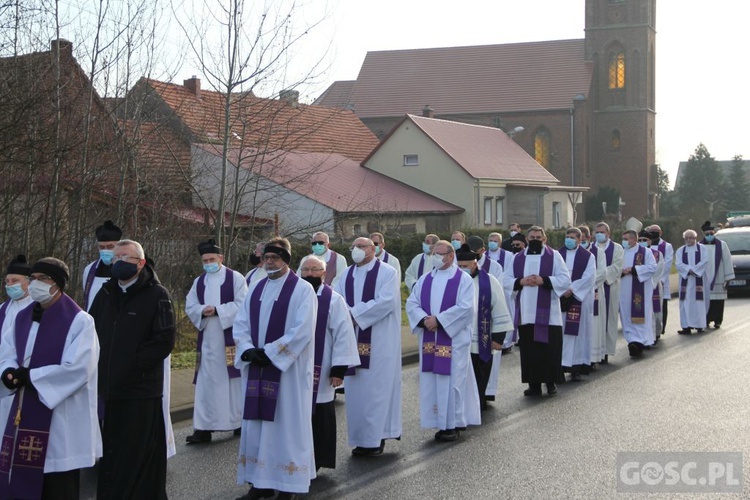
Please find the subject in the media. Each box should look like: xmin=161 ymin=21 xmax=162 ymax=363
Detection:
xmin=717 ymin=231 xmax=750 ymax=254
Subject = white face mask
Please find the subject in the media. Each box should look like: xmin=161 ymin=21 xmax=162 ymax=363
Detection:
xmin=432 ymin=254 xmax=446 ymax=269
xmin=29 ymin=280 xmax=57 ymax=304
xmin=510 ymin=231 xmax=518 ymax=237
xmin=351 ymin=247 xmax=366 ymax=264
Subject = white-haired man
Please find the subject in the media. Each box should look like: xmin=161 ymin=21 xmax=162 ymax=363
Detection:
xmin=675 ymin=229 xmax=709 ymax=334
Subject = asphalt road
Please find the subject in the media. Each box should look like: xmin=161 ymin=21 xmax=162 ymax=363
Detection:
xmin=82 ymin=296 xmax=750 ymax=499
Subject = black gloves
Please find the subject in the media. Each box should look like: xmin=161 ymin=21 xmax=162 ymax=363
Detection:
xmin=329 ymin=365 xmax=348 ymax=379
xmin=240 ymin=348 xmax=271 ymax=367
xmin=1 ymin=367 xmax=31 ymax=390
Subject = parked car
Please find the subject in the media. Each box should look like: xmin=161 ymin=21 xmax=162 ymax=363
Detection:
xmin=715 ymin=227 xmax=750 ymax=295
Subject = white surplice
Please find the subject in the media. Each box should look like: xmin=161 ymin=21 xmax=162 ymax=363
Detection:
xmin=244 ymin=266 xmax=267 ymax=285
xmin=0 ymin=307 xmax=102 ymax=472
xmin=650 ymin=248 xmax=665 ymax=339
xmin=618 ymin=246 xmax=657 ymax=345
xmin=406 ymin=265 xmax=480 ymax=431
xmin=234 ymin=270 xmax=317 ymax=493
xmin=404 ymin=253 xmax=434 ymax=291
xmin=704 ymin=239 xmax=735 ymax=300
xmin=514 ymin=248 xmax=571 ymax=327
xmin=0 ymin=296 xmax=33 ymax=337
xmin=675 ymin=244 xmax=710 ymax=329
xmin=186 ymin=266 xmax=247 ymax=431
xmin=334 ymin=259 xmax=402 ymax=448
xmin=595 ymin=240 xmax=624 ymax=356
xmin=299 ymin=249 xmax=347 ymax=287
xmin=589 ymin=246 xmax=608 ymax=364
xmin=561 ymin=247 xmax=596 ymax=368
xmin=480 ymin=252 xmax=515 ymax=396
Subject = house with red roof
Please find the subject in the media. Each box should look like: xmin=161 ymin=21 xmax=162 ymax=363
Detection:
xmin=362 ymin=115 xmax=586 ymax=229
xmin=316 ymin=0 xmax=658 ymax=220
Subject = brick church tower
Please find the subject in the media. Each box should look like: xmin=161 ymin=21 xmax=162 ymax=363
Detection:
xmin=585 ymin=0 xmax=657 ymax=217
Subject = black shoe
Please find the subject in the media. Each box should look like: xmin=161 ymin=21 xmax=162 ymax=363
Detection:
xmin=715 ymin=323 xmax=721 ymax=329
xmin=546 ymin=383 xmax=557 ymax=396
xmin=434 ymin=429 xmax=459 ymax=442
xmin=524 ymin=385 xmax=542 ymax=397
xmin=600 ymin=355 xmax=609 ymax=365
xmin=276 ymin=493 xmax=297 ymax=500
xmin=485 ymin=395 xmax=495 ymax=402
xmin=678 ymin=328 xmax=691 ymax=335
xmin=697 ymin=328 xmax=704 ymax=333
xmin=627 ymin=342 xmax=643 ymax=358
xmin=501 ymin=346 xmax=513 ymax=355
xmin=186 ymin=430 xmax=212 ymax=444
xmin=570 ymin=372 xmax=582 ymax=382
xmin=352 ymin=445 xmax=383 ymax=457
xmin=236 ymin=487 xmax=274 ymax=500
xmin=233 ymin=428 xmax=242 ymax=436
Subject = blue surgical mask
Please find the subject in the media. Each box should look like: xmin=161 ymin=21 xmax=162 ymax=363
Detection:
xmin=564 ymin=237 xmax=577 ymax=250
xmin=422 ymin=243 xmax=432 ymax=254
xmin=488 ymin=241 xmax=499 ymax=252
xmin=639 ymin=241 xmax=650 ymax=248
xmin=5 ymin=283 xmax=26 ymax=301
xmin=595 ymin=233 xmax=607 ymax=244
xmin=99 ymin=249 xmax=114 ymax=265
xmin=203 ymin=262 xmax=220 ymax=274
xmin=581 ymin=241 xmax=590 ymax=249
xmin=461 ymin=267 xmax=472 ymax=275
xmin=705 ymin=234 xmax=715 ymax=242
xmin=451 ymin=240 xmax=461 ymax=250
xmin=621 ymin=240 xmax=630 ymax=250
xmin=311 ymin=243 xmax=326 ymax=256
xmin=374 ymin=245 xmax=382 ymax=256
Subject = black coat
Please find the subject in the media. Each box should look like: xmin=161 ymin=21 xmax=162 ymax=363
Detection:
xmin=90 ymin=264 xmax=175 ymax=401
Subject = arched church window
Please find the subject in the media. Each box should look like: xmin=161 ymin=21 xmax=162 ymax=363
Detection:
xmin=611 ymin=129 xmax=621 ymax=150
xmin=534 ymin=128 xmax=551 ymax=168
xmin=608 ymin=51 xmax=626 ymax=89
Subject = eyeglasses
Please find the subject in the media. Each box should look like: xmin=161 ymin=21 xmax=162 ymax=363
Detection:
xmin=349 ymin=244 xmax=371 ymax=251
xmin=311 ymin=241 xmax=326 ymax=246
xmin=434 ymin=252 xmax=450 ymax=257
xmin=112 ymin=255 xmax=141 ymax=263
xmin=300 ymin=267 xmax=324 ymax=273
xmin=29 ymin=274 xmax=54 ymax=283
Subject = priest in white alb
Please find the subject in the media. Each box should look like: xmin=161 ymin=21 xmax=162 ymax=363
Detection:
xmin=334 ymin=237 xmax=402 ymax=457
xmin=675 ymin=229 xmax=709 ymax=335
xmin=404 ymin=234 xmax=438 ymax=291
xmin=700 ymin=221 xmax=735 ymax=329
xmin=407 ymin=241 xmax=479 ymax=441
xmin=618 ymin=230 xmax=657 ymax=357
xmin=185 ymin=239 xmax=247 ymax=444
xmin=234 ymin=238 xmax=317 ymax=499
xmin=593 ymin=222 xmax=623 ymax=362
xmin=1 ymin=255 xmax=33 ymax=336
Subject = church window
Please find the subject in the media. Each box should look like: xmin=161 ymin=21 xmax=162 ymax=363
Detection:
xmin=608 ymin=51 xmax=626 ymax=89
xmin=611 ymin=130 xmax=621 ymax=150
xmin=534 ymin=128 xmax=551 ymax=168
xmin=403 ymin=154 xmax=418 ymax=166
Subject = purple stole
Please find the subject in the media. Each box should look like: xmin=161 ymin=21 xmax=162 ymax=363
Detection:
xmin=651 ymin=249 xmax=662 ymax=313
xmin=245 ymin=267 xmax=259 ymax=285
xmin=417 ymin=254 xmax=426 ymax=278
xmin=558 ymin=247 xmax=590 ymax=336
xmin=419 ymin=268 xmax=462 ymax=374
xmin=243 ymin=272 xmax=299 ymax=421
xmin=0 ymin=301 xmax=8 ymax=333
xmin=344 ymin=261 xmax=381 ymax=374
xmin=599 ymin=242 xmax=616 ymax=325
xmin=680 ymin=246 xmax=704 ymax=301
xmin=700 ymin=238 xmax=724 ymax=291
xmin=589 ymin=245 xmax=601 ymax=317
xmin=312 ymin=285 xmax=333 ymax=408
xmin=324 ymin=251 xmax=339 ymax=286
xmin=193 ymin=266 xmax=241 ymax=384
xmin=0 ymin=296 xmax=80 ymax=499
xmin=513 ymin=247 xmax=555 ymax=343
xmin=83 ymin=259 xmax=102 ymax=308
xmin=475 ymin=270 xmax=493 ymax=362
xmin=492 ymin=249 xmax=511 ymax=270
xmin=628 ymin=246 xmax=647 ymax=324
xmin=481 ymin=255 xmax=492 ymax=273
xmin=381 ymin=251 xmax=390 ymax=264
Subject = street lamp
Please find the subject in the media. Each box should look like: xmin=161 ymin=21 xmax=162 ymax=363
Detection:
xmin=507 ymin=126 xmax=525 ymax=139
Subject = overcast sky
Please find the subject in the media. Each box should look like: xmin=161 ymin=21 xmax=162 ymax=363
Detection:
xmin=263 ymin=0 xmax=747 ymax=189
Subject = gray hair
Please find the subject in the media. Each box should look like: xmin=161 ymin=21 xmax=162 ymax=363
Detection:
xmin=116 ymin=239 xmax=145 ymax=259
xmin=300 ymin=254 xmax=326 ymax=271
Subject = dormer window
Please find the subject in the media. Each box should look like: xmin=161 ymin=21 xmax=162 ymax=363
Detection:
xmin=403 ymin=154 xmax=419 ymax=166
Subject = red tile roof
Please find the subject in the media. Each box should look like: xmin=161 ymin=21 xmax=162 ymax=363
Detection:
xmin=195 ymin=144 xmax=463 ymax=215
xmin=317 ymin=39 xmax=592 ymax=117
xmin=366 ymin=115 xmax=560 ymax=184
xmin=142 ymin=78 xmax=379 ymax=162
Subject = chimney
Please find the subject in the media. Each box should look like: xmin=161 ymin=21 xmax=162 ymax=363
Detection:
xmin=422 ymin=105 xmax=434 ymax=118
xmin=279 ymin=89 xmax=299 ymax=108
xmin=184 ymin=76 xmax=201 ymax=99
xmin=50 ymin=39 xmax=73 ymax=61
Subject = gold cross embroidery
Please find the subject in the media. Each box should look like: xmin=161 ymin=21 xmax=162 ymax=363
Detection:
xmin=422 ymin=342 xmax=435 ymax=354
xmin=225 ymin=346 xmax=236 ymax=366
xmin=435 ymin=345 xmax=451 ymax=358
xmin=0 ymin=441 xmax=11 ymax=468
xmin=17 ymin=435 xmax=43 ymax=462
xmin=358 ymin=343 xmax=371 ymax=356
xmin=634 ymin=294 xmax=642 ymax=307
xmin=281 ymin=461 xmax=300 ymax=475
xmin=480 ymin=315 xmax=491 ymax=334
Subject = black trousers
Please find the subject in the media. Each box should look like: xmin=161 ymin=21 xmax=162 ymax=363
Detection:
xmin=42 ymin=469 xmax=80 ymax=500
xmin=470 ymin=353 xmax=493 ymax=410
xmin=706 ymin=300 xmax=725 ymax=325
xmin=518 ymin=325 xmax=564 ymax=385
xmin=661 ymin=299 xmax=668 ymax=333
xmin=312 ymin=400 xmax=337 ymax=469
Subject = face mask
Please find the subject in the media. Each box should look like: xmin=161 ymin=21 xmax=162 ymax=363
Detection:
xmin=249 ymin=254 xmax=261 ymax=266
xmin=203 ymin=262 xmax=220 ymax=274
xmin=621 ymin=240 xmax=630 ymax=250
xmin=460 ymin=267 xmax=472 ymax=275
xmin=29 ymin=280 xmax=56 ymax=304
xmin=488 ymin=241 xmax=499 ymax=252
xmin=265 ymin=264 xmax=286 ymax=276
xmin=373 ymin=245 xmax=382 ymax=256
xmin=432 ymin=254 xmax=446 ymax=269
xmin=528 ymin=240 xmax=543 ymax=253
xmin=705 ymin=234 xmax=715 ymax=242
xmin=302 ymin=275 xmax=322 ymax=289
xmin=580 ymin=241 xmax=590 ymax=249
xmin=639 ymin=241 xmax=650 ymax=248
xmin=422 ymin=243 xmax=432 ymax=254
xmin=351 ymin=247 xmax=366 ymax=264
xmin=5 ymin=283 xmax=26 ymax=301
xmin=111 ymin=260 xmax=139 ymax=281
xmin=510 ymin=231 xmax=518 ymax=237
xmin=99 ymin=249 xmax=114 ymax=265
xmin=451 ymin=240 xmax=461 ymax=250
xmin=511 ymin=246 xmax=523 ymax=254
xmin=595 ymin=233 xmax=607 ymax=244
xmin=564 ymin=238 xmax=577 ymax=250
xmin=311 ymin=243 xmax=326 ymax=256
